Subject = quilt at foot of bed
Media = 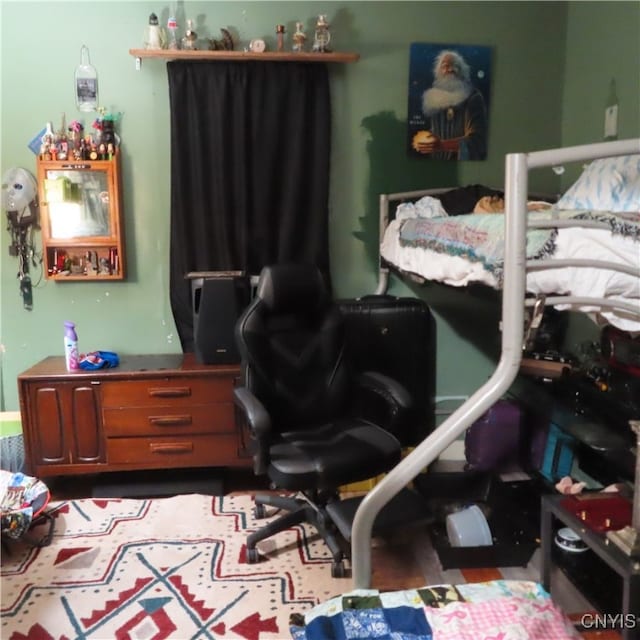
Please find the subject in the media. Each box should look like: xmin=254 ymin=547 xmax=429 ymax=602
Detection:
xmin=290 ymin=579 xmax=581 ymax=639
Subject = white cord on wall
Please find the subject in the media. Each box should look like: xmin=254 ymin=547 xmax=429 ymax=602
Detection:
xmin=435 ymin=395 xmax=469 ymax=416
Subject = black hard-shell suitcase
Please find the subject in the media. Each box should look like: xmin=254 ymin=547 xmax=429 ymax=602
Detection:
xmin=337 ymin=295 xmax=436 ymax=446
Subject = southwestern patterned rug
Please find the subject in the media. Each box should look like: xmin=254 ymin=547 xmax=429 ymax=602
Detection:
xmin=1 ymin=493 xmax=344 ymax=640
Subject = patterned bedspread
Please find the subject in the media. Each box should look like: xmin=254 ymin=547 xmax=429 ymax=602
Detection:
xmin=381 ymin=208 xmax=640 ymax=331
xmin=398 ymin=209 xmax=640 ymax=284
xmin=289 ymin=580 xmax=581 ymax=639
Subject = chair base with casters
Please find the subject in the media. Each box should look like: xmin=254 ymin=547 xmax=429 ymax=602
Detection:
xmin=246 ymin=486 xmax=433 ymax=577
xmin=247 ymin=489 xmax=350 ymax=577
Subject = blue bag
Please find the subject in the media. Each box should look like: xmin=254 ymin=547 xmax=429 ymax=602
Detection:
xmin=78 ymin=351 xmax=120 ymax=370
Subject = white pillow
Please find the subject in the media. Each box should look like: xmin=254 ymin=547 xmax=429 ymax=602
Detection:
xmin=415 ymin=195 xmax=448 ymax=218
xmin=395 ymin=196 xmax=448 ymax=220
xmin=556 ymin=154 xmax=640 ymax=212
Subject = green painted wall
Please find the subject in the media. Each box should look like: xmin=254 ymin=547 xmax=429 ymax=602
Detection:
xmin=0 ymin=1 xmax=637 ymax=414
xmin=560 ymin=1 xmax=640 ymax=188
xmin=558 ymin=1 xmax=640 ymax=349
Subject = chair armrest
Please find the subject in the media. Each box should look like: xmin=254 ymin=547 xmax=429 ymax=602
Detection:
xmin=355 ymin=371 xmax=414 ymax=441
xmin=233 ymin=386 xmax=272 ymax=475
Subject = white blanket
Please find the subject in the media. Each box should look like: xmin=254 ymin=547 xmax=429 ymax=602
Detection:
xmin=381 ymin=214 xmax=640 ymax=332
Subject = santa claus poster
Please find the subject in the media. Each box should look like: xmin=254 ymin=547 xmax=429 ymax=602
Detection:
xmin=407 ymin=43 xmax=492 ymax=161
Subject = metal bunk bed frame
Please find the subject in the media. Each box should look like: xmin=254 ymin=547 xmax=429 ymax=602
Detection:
xmin=352 ymin=137 xmax=640 ymax=589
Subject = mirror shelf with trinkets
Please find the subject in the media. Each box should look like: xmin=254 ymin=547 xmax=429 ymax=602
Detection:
xmin=37 ymin=152 xmax=125 ymax=281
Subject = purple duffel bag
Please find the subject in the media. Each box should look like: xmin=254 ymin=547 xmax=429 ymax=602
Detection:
xmin=464 ymin=399 xmax=524 ymax=472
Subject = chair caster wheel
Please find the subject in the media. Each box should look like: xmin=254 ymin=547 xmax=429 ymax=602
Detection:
xmin=331 ymin=561 xmax=346 ymax=578
xmin=253 ymin=504 xmax=266 ymax=519
xmin=246 ymin=547 xmax=260 ymax=564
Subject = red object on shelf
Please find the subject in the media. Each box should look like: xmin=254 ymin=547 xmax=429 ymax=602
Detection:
xmin=560 ymin=493 xmax=632 ymax=532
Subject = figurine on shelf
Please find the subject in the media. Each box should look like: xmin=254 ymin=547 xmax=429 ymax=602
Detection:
xmin=209 ymin=28 xmax=234 ymax=51
xmin=41 ymin=122 xmax=54 ymax=153
xmin=57 ymin=115 xmax=69 ymax=160
xmin=181 ymin=19 xmax=198 ymax=50
xmin=312 ymin=14 xmax=331 ymax=53
xmin=292 ymin=22 xmax=306 ymax=52
xmin=92 ymin=116 xmax=103 ymax=145
xmin=144 ymin=13 xmax=166 ymax=50
xmin=58 ymin=139 xmax=69 ymax=161
xmin=91 ymin=108 xmax=121 ymax=154
xmin=68 ymin=120 xmax=84 ymax=151
xmin=99 ymin=257 xmax=111 ymax=275
xmin=101 ymin=117 xmax=116 ymax=147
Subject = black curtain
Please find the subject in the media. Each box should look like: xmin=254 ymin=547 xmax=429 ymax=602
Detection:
xmin=167 ymin=61 xmax=331 ymax=351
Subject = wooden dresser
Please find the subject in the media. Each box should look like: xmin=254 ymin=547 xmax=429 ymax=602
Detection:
xmin=18 ymin=353 xmax=251 ymax=478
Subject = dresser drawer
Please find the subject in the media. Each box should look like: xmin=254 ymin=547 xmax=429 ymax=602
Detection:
xmin=103 ymin=403 xmax=235 ymax=437
xmin=107 ymin=434 xmax=239 ymax=466
xmin=101 ymin=377 xmax=234 ymax=408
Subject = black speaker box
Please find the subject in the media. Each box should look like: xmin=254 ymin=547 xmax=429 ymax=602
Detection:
xmin=191 ymin=275 xmax=251 ymax=364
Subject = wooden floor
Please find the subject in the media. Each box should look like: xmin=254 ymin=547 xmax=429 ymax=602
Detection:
xmin=47 ymin=468 xmax=622 ymax=640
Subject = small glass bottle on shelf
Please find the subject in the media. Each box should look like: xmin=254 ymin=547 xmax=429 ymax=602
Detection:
xmin=167 ymin=13 xmax=179 ymax=49
xmin=275 ymin=25 xmax=285 ymax=52
xmin=181 ymin=19 xmax=198 ymax=50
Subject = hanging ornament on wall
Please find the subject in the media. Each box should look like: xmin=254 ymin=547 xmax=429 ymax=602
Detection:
xmin=1 ymin=168 xmax=36 ymax=214
xmin=75 ymin=45 xmax=98 ymax=112
xmin=1 ymin=167 xmax=40 ymax=310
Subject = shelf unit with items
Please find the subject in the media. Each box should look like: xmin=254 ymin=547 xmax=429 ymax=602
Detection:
xmin=37 ymin=152 xmax=125 ymax=281
xmin=541 ymin=494 xmax=639 ymax=640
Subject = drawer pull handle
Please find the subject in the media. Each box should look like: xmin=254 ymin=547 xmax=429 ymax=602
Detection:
xmin=150 ymin=442 xmax=193 ymax=454
xmin=148 ymin=387 xmax=191 ymax=398
xmin=149 ymin=415 xmax=192 ymax=426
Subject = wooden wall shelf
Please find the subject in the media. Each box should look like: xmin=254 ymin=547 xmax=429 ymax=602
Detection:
xmin=129 ymin=48 xmax=359 ymax=63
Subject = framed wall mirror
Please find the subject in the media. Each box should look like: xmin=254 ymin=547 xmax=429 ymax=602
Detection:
xmin=37 ymin=153 xmax=125 ymax=281
xmin=44 ymin=167 xmax=111 ymax=238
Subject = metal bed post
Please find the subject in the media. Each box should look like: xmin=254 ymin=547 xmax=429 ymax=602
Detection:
xmin=352 ymin=152 xmax=531 ymax=589
xmin=376 ymin=193 xmax=390 ymax=294
xmin=376 ymin=187 xmax=454 ymax=294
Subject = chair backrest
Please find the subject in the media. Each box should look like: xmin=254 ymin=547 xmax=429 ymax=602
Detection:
xmin=235 ymin=264 xmax=352 ymax=431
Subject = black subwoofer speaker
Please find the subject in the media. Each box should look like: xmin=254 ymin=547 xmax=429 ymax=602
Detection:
xmin=191 ymin=275 xmax=251 ymax=364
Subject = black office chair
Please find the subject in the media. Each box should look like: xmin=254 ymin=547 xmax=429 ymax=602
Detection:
xmin=234 ymin=263 xmax=416 ymax=577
